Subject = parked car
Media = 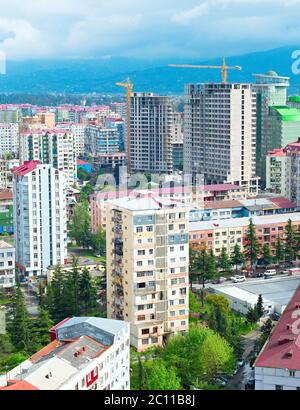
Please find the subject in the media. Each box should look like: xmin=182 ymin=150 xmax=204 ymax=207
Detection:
xmin=253 ymin=272 xmax=264 ymax=278
xmin=264 ymin=269 xmax=277 ymax=278
xmin=232 ymin=275 xmax=246 ymax=283
xmin=245 ymin=378 xmax=255 ymax=390
xmin=238 ymin=359 xmax=246 ymax=367
xmin=271 ymin=312 xmax=281 ymax=321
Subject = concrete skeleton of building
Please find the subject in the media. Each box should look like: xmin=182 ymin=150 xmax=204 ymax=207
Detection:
xmin=13 ymin=161 xmax=67 ymax=278
xmin=183 ymin=83 xmax=259 ymax=193
xmin=255 ymin=285 xmax=300 ymax=390
xmin=0 ymin=123 xmax=19 ymax=157
xmin=106 ymin=197 xmax=189 ymax=352
xmin=19 ymin=129 xmax=77 ymax=187
xmin=0 ymin=317 xmax=130 ymax=391
xmin=0 ymin=240 xmax=15 ymax=289
xmin=130 ymin=92 xmax=173 ymax=174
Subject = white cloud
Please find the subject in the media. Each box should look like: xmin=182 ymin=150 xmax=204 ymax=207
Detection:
xmin=0 ymin=0 xmax=298 ymax=60
xmin=171 ymin=3 xmax=209 ymax=24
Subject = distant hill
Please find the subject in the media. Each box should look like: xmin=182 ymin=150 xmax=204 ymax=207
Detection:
xmin=0 ymin=46 xmax=300 ymax=95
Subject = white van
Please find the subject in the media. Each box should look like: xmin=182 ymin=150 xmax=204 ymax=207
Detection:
xmin=264 ymin=269 xmax=277 ymax=278
xmin=232 ymin=275 xmax=246 ymax=283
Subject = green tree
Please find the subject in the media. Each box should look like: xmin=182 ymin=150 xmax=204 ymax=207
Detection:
xmin=262 ymin=243 xmax=273 ymax=266
xmin=255 ymin=295 xmax=264 ymax=319
xmin=68 ymin=201 xmax=91 ymax=248
xmin=285 ymin=219 xmax=296 ymax=265
xmin=30 ymin=308 xmax=54 ymax=353
xmin=80 ymin=183 xmax=93 ymax=202
xmin=244 ymin=219 xmax=261 ymax=269
xmin=218 ymin=247 xmax=232 ymax=276
xmin=78 ymin=268 xmax=98 ymax=314
xmin=231 ymin=243 xmax=244 ymax=275
xmin=246 ymin=307 xmax=259 ymax=324
xmin=199 ymin=332 xmax=234 ymax=384
xmin=8 ymin=286 xmax=31 ymax=352
xmin=206 ymin=294 xmax=230 ymax=314
xmin=143 ymin=360 xmax=182 ymax=390
xmin=91 ymin=227 xmax=106 ymax=256
xmin=275 ymin=236 xmax=284 ymax=264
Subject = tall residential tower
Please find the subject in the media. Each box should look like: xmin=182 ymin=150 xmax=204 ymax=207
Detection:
xmin=184 ymin=83 xmax=258 ymax=193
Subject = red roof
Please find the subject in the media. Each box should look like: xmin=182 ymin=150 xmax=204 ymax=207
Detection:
xmin=269 ymin=148 xmax=286 ymax=158
xmin=77 ymin=159 xmax=91 ymax=165
xmin=255 ymin=286 xmax=300 ymax=371
xmin=204 ymin=183 xmax=243 ymax=192
xmin=270 ymin=197 xmax=297 ymax=209
xmin=12 ymin=161 xmax=40 ymax=177
xmin=0 ymin=190 xmax=12 ymax=201
xmin=0 ymin=380 xmax=39 ymax=390
xmin=284 ymin=138 xmax=300 ymax=152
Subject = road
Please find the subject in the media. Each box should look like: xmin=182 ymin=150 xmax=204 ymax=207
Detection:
xmin=21 ymin=284 xmax=39 ymax=317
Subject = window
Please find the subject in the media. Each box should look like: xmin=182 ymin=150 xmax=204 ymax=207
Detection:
xmin=136 ymin=227 xmax=143 ymax=233
xmin=138 ymin=315 xmax=145 ymax=321
xmin=146 ymin=226 xmax=153 ymax=232
xmin=142 ymin=329 xmax=150 ymax=335
xmin=290 ymin=370 xmax=296 ymax=377
xmin=275 ymin=385 xmax=283 ymax=391
xmin=138 ymin=250 xmax=145 ymax=256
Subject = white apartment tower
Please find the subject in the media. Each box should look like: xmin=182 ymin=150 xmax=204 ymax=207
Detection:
xmin=130 ymin=93 xmax=173 ymax=174
xmin=0 ymin=123 xmax=19 ymax=157
xmin=19 ymin=130 xmax=77 ymax=187
xmin=184 ymin=83 xmax=258 ymax=193
xmin=106 ymin=197 xmax=189 ymax=352
xmin=13 ymin=161 xmax=67 ymax=278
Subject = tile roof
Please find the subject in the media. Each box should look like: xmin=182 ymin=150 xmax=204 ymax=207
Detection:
xmin=0 ymin=380 xmax=39 ymax=391
xmin=255 ymin=286 xmax=300 ymax=371
xmin=0 ymin=190 xmax=13 ymax=201
xmin=12 ymin=160 xmax=40 ymax=177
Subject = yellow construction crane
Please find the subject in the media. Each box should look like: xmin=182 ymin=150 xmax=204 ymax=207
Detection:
xmin=168 ymin=57 xmax=242 ymax=84
xmin=116 ymin=78 xmax=133 ymax=174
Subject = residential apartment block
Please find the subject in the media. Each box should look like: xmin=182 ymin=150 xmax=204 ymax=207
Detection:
xmin=130 ymin=93 xmax=173 ymax=174
xmin=55 ymin=123 xmax=86 ymax=157
xmin=106 ymin=197 xmax=189 ymax=352
xmin=0 ymin=317 xmax=130 ymax=391
xmin=19 ymin=129 xmax=77 ymax=186
xmin=184 ymin=83 xmax=258 ymax=193
xmin=266 ymin=148 xmax=288 ymax=197
xmin=189 ymin=212 xmax=300 ymax=257
xmin=255 ymin=285 xmax=300 ymax=390
xmin=0 ymin=190 xmax=13 ymax=235
xmin=0 ymin=240 xmax=15 ymax=289
xmin=13 ymin=161 xmax=67 ymax=278
xmin=0 ymin=123 xmax=19 ymax=157
xmin=85 ymin=126 xmax=120 ymax=157
xmin=253 ymin=71 xmax=290 ymax=186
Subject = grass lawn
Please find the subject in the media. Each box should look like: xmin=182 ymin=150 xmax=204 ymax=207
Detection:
xmin=190 ymin=293 xmax=257 ymax=336
xmin=68 ymin=247 xmax=106 ymax=264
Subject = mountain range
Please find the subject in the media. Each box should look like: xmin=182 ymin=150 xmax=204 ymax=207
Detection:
xmin=0 ymin=46 xmax=300 ymax=95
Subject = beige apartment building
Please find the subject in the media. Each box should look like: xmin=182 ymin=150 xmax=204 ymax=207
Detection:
xmin=106 ymin=197 xmax=189 ymax=352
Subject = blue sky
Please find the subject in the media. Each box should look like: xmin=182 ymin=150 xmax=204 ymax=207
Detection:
xmin=0 ymin=0 xmax=300 ymax=60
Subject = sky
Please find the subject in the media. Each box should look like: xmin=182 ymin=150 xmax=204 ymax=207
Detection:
xmin=0 ymin=0 xmax=300 ymax=61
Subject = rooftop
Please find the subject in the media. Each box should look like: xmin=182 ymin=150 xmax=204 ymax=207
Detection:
xmin=272 ymin=106 xmax=300 ymax=122
xmin=106 ymin=196 xmax=189 ymax=212
xmin=0 ymin=240 xmax=14 ymax=250
xmin=190 ymin=212 xmax=300 ymax=231
xmin=12 ymin=160 xmax=40 ymax=177
xmin=0 ymin=190 xmax=13 ymax=201
xmin=255 ymin=285 xmax=300 ymax=371
xmin=268 ymin=148 xmax=286 ymax=158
